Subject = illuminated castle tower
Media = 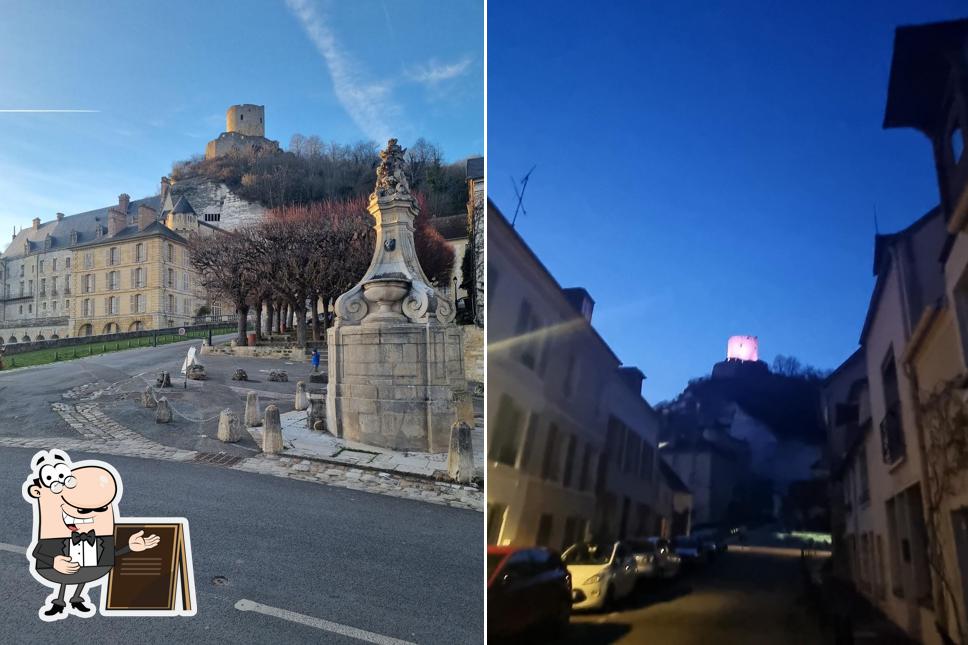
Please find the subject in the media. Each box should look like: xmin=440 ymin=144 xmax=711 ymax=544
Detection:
xmin=712 ymin=334 xmax=768 ymax=378
xmin=205 ymin=104 xmax=280 ymax=159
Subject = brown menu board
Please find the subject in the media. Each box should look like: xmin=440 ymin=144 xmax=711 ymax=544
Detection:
xmin=105 ymin=523 xmax=193 ymax=613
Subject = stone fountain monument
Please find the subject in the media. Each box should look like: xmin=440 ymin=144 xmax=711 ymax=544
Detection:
xmin=326 ymin=139 xmax=464 ymax=452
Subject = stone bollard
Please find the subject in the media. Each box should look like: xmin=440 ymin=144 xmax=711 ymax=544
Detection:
xmin=454 ymin=390 xmax=475 ymax=426
xmin=294 ymin=381 xmax=309 ymax=411
xmin=232 ymin=368 xmax=248 ymax=381
xmin=217 ymin=409 xmax=244 ymax=443
xmin=447 ymin=421 xmax=474 ymax=484
xmin=157 ymin=371 xmax=172 ymax=388
xmin=244 ymin=392 xmax=261 ymax=427
xmin=142 ymin=386 xmax=157 ymax=409
xmin=155 ymin=397 xmax=172 ymax=424
xmin=307 ymin=395 xmax=326 ymax=431
xmin=262 ymin=404 xmax=283 ymax=454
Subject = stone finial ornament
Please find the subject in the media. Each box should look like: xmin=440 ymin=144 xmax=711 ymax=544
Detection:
xmin=375 ymin=138 xmax=410 ymax=200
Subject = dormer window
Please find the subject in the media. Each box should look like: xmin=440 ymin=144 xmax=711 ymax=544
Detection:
xmin=952 ymin=126 xmax=964 ymax=164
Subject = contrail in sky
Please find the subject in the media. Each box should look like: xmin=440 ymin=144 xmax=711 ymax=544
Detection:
xmin=0 ymin=109 xmax=99 ymax=113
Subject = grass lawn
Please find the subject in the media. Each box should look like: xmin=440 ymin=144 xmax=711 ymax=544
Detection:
xmin=1 ymin=325 xmax=236 ymax=370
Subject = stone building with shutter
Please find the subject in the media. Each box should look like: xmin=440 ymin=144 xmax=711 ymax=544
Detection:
xmin=0 ymin=191 xmax=210 ymax=344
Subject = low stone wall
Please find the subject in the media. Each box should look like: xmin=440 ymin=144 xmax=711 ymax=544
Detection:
xmin=1 ymin=322 xmax=231 ymax=356
xmin=200 ymin=343 xmax=309 ymax=361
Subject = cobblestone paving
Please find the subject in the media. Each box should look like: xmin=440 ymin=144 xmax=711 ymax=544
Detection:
xmin=0 ymin=385 xmax=483 ymax=512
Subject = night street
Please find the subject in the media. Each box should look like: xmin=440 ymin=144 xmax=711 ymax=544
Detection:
xmin=0 ymin=446 xmax=483 ymax=644
xmin=553 ymin=551 xmax=824 ymax=645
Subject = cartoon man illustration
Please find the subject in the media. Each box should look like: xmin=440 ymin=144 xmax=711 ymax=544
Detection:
xmin=22 ymin=449 xmax=160 ymax=621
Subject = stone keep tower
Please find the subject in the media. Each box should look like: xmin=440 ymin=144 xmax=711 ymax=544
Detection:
xmin=225 ymin=104 xmax=264 ymax=137
xmin=326 ymin=139 xmax=463 ymax=453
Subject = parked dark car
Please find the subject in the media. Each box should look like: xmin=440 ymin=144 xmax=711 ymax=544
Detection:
xmin=488 ymin=546 xmax=572 ymax=639
xmin=671 ymin=535 xmax=708 ymax=566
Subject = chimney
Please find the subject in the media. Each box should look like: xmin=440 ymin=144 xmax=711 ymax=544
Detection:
xmin=32 ymin=217 xmax=40 ymax=230
xmin=56 ymin=212 xmax=64 ymax=221
xmin=562 ymin=287 xmax=595 ymax=323
xmin=138 ymin=204 xmax=157 ymax=231
xmin=118 ymin=193 xmax=130 ymax=214
xmin=108 ymin=208 xmax=126 ymax=237
xmin=618 ymin=366 xmax=646 ymax=396
xmin=160 ymin=176 xmax=171 ymax=203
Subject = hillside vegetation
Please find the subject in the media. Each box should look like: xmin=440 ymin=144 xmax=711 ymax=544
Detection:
xmin=171 ymin=136 xmax=469 ymax=216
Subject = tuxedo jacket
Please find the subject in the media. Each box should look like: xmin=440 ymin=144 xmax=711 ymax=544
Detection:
xmin=32 ymin=536 xmax=130 ymax=569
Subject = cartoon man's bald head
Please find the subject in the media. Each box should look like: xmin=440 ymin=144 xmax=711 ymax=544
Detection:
xmin=25 ymin=452 xmax=120 ymax=539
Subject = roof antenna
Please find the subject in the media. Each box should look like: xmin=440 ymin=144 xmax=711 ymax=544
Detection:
xmin=873 ymin=203 xmax=880 ymax=235
xmin=510 ymin=165 xmax=536 ymax=228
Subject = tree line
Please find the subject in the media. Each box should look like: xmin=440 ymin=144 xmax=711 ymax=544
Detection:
xmin=188 ymin=197 xmax=455 ymax=347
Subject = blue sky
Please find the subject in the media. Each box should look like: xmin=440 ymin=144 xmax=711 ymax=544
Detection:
xmin=0 ymin=0 xmax=482 ymax=235
xmin=488 ymin=1 xmax=967 ymax=404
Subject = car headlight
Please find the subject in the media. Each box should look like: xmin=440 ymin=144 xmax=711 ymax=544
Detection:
xmin=584 ymin=573 xmax=603 ymax=584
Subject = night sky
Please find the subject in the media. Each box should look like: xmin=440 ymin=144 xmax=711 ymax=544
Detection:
xmin=488 ymin=1 xmax=967 ymax=403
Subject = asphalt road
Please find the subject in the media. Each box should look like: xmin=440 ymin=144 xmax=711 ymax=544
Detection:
xmin=0 ymin=334 xmax=236 ymax=440
xmin=0 ymin=446 xmax=484 ymax=644
xmin=552 ymin=551 xmax=825 ymax=645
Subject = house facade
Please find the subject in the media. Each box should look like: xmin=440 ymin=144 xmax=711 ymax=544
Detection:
xmin=0 ymin=191 xmax=210 ymax=344
xmin=825 ymin=18 xmax=968 ymax=645
xmin=487 ymin=200 xmax=690 ymax=550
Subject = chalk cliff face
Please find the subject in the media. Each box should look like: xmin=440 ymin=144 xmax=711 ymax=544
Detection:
xmin=169 ymin=176 xmax=267 ymax=231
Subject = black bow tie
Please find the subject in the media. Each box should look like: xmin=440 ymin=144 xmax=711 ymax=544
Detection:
xmin=70 ymin=531 xmax=96 ymax=546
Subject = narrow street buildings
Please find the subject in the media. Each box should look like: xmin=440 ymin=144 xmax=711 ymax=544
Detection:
xmin=825 ymin=18 xmax=968 ymax=645
xmin=487 ymin=200 xmax=691 ymax=549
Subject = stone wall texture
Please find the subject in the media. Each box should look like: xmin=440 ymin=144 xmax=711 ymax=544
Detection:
xmin=327 ymin=323 xmax=464 ymax=453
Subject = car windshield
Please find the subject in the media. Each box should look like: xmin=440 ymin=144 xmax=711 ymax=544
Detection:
xmin=562 ymin=543 xmax=613 ymax=565
xmin=487 ymin=553 xmax=506 ymax=579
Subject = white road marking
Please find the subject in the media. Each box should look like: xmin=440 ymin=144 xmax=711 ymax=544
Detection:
xmin=0 ymin=542 xmax=26 ymax=555
xmin=234 ymin=598 xmax=417 ymax=645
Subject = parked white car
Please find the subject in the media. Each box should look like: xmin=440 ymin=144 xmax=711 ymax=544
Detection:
xmin=562 ymin=541 xmax=637 ymax=611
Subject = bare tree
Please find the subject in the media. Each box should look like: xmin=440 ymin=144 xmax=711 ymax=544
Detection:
xmin=188 ymin=228 xmax=262 ymax=345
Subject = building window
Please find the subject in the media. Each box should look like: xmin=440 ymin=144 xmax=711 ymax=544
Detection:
xmin=84 ymin=252 xmax=93 ymax=269
xmin=535 ymin=514 xmax=553 ymax=548
xmin=132 ymin=267 xmax=144 ymax=288
xmin=131 ymin=293 xmax=144 ymax=313
xmin=563 ymin=354 xmax=578 ymax=396
xmin=136 ymin=243 xmax=145 ymax=262
xmin=52 ymin=258 xmax=57 ymax=272
xmin=562 ymin=435 xmax=577 ymax=488
xmin=204 ymin=213 xmax=221 ymax=222
xmin=487 ymin=503 xmax=507 ymax=545
xmin=82 ymin=299 xmax=91 ymax=317
xmin=39 ymin=259 xmax=44 ymax=273
xmin=514 ymin=299 xmax=541 ymax=369
xmin=64 ymin=275 xmax=71 ymax=295
xmin=107 ymin=296 xmax=118 ymax=315
xmin=624 ymin=431 xmax=641 ymax=475
xmin=109 ymin=247 xmax=119 ymax=265
xmin=65 ymin=257 xmax=70 ymax=269
xmin=640 ymin=441 xmax=654 ymax=481
xmin=167 ymin=268 xmax=174 ymax=288
xmin=541 ymin=424 xmax=560 ymax=481
xmin=489 ymin=394 xmax=524 ymax=467
xmin=108 ymin=271 xmax=119 ymax=290
xmin=880 ymin=349 xmax=905 ymax=464
xmin=579 ymin=445 xmax=594 ymax=491
xmin=167 ymin=243 xmax=174 ymax=262
xmin=40 ymin=278 xmax=46 ymax=296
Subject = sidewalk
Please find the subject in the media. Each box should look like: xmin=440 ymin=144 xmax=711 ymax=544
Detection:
xmin=246 ymin=409 xmax=485 ymax=481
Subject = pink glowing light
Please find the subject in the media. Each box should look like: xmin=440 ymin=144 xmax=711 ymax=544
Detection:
xmin=727 ymin=335 xmax=759 ymax=362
